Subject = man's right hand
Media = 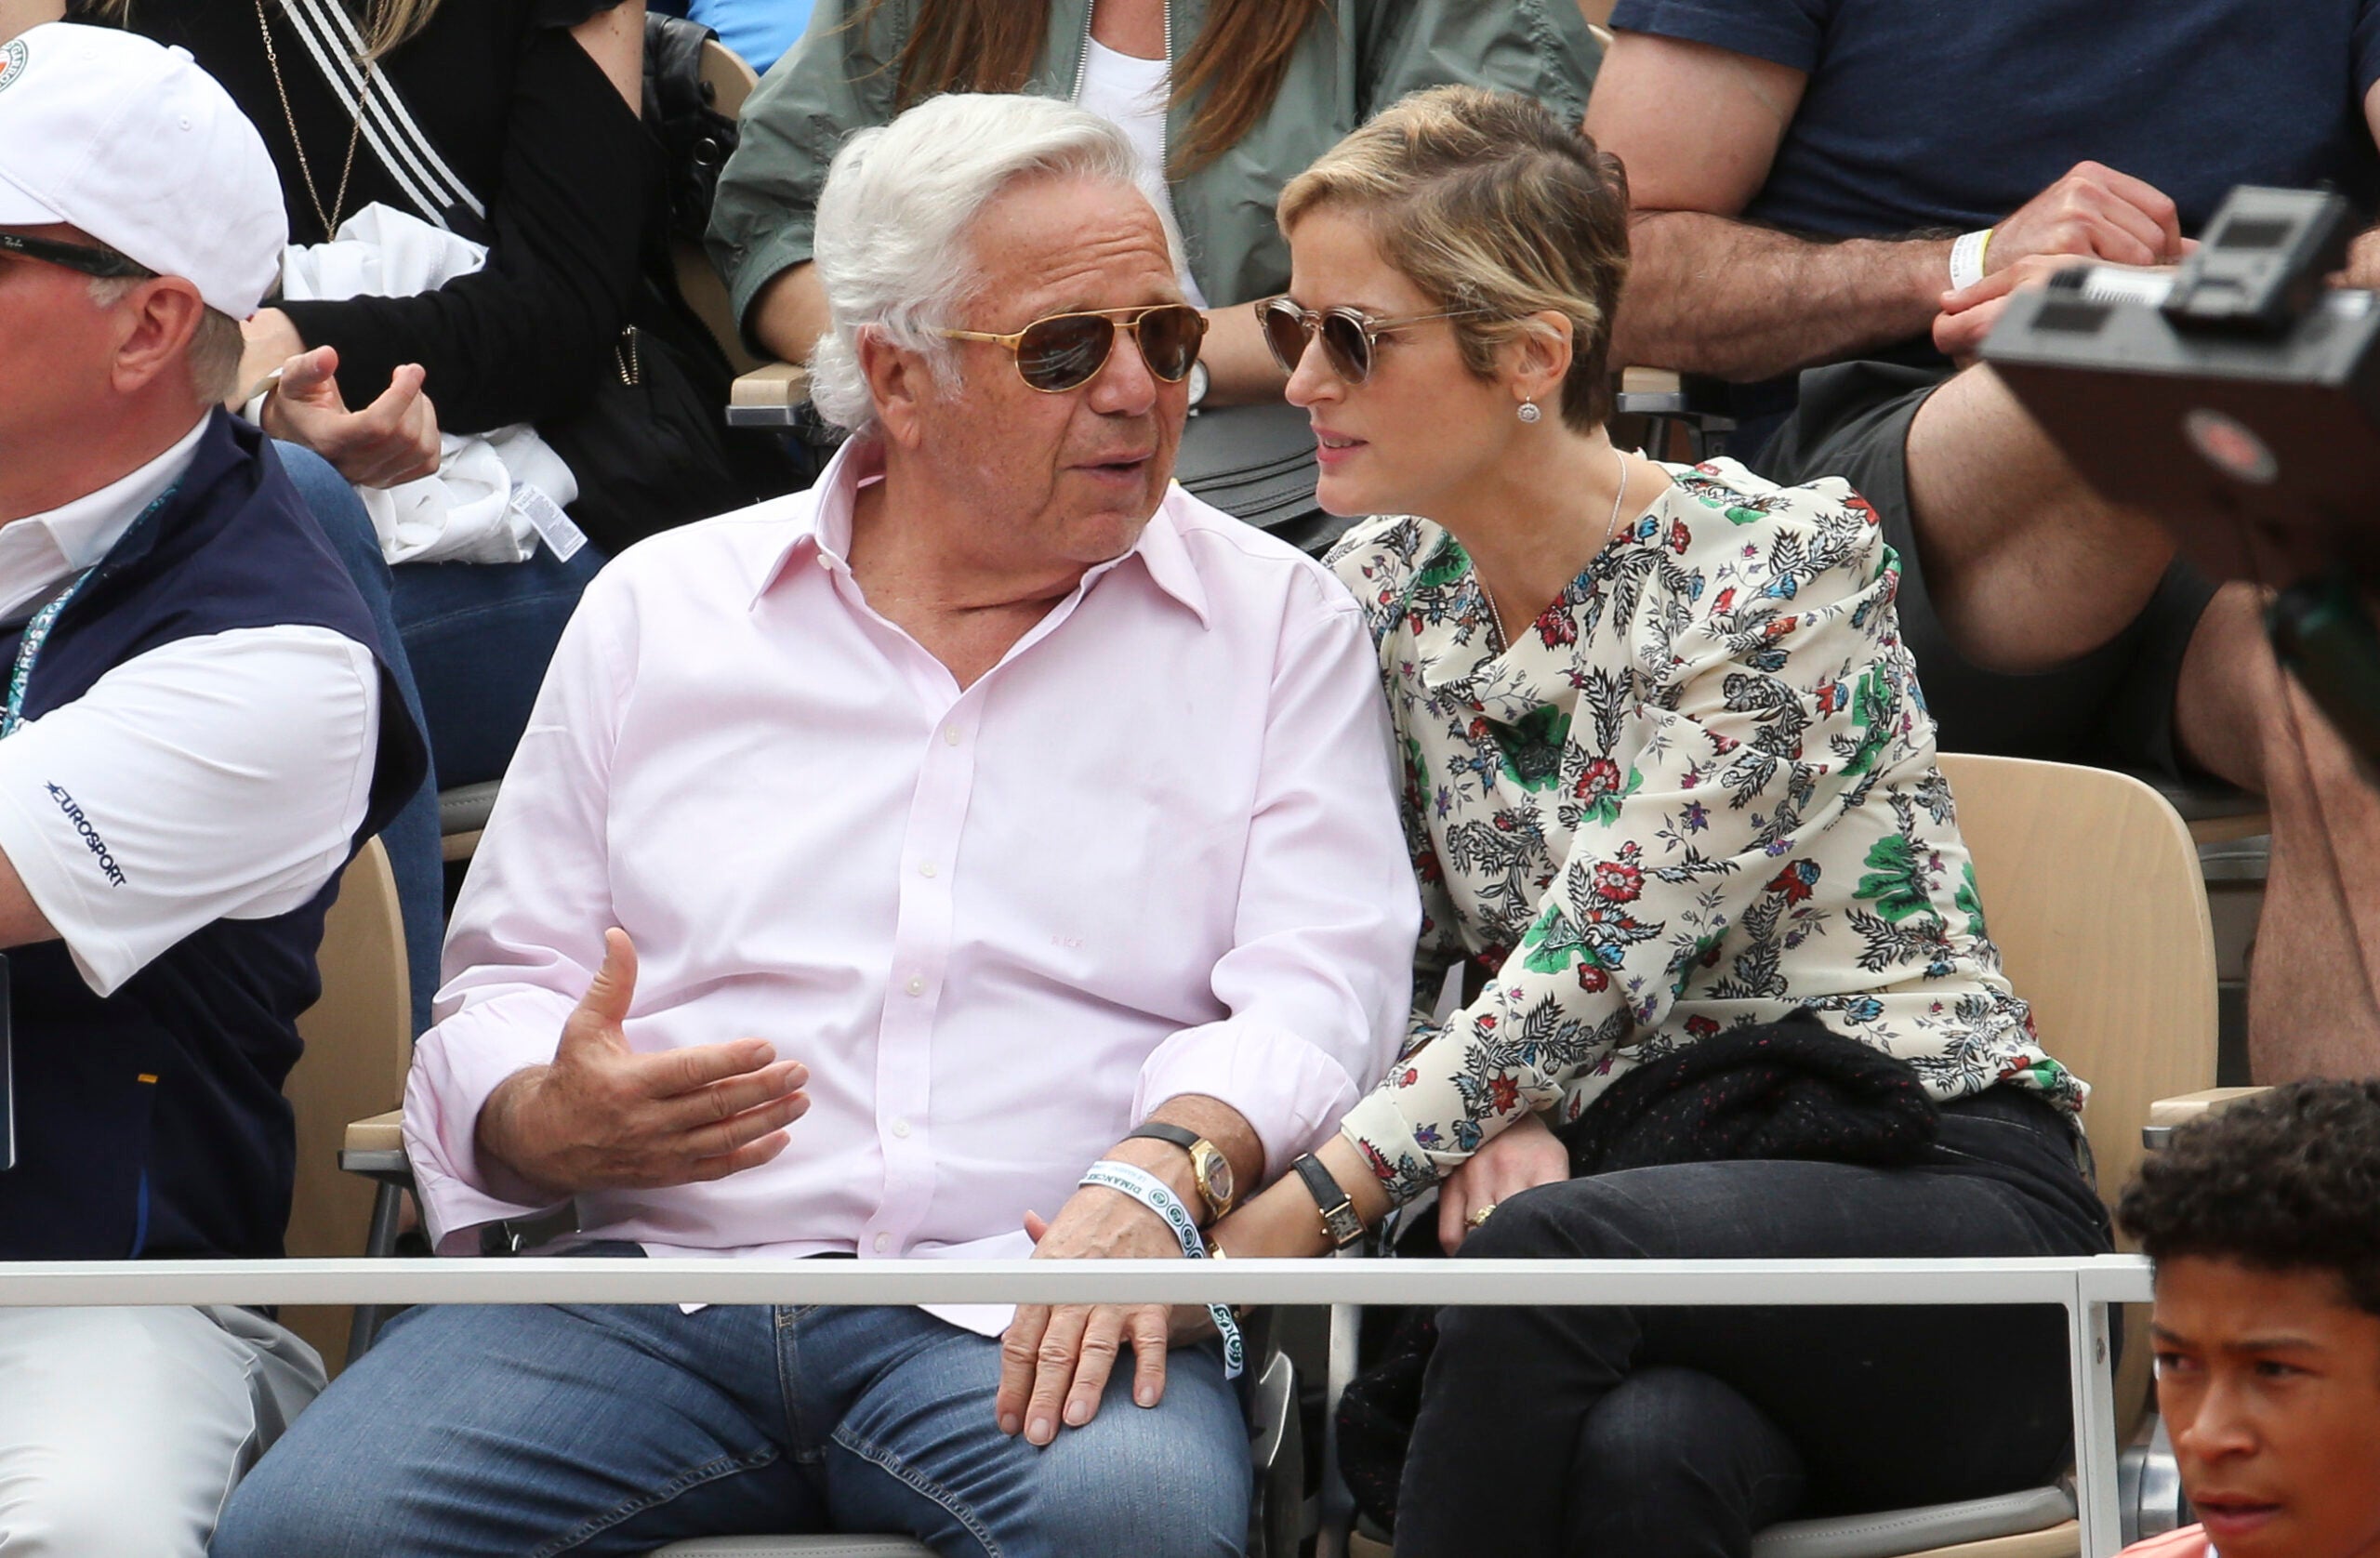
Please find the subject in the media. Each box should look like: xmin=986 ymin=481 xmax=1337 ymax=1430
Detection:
xmin=1990 ymin=161 xmax=2188 ymax=273
xmin=473 ymin=929 xmax=811 ymax=1201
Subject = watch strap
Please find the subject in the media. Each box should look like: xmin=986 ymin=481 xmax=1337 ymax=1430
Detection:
xmin=1124 ymin=1123 xmax=1234 ymax=1221
xmin=1292 ymin=1153 xmax=1365 ymax=1250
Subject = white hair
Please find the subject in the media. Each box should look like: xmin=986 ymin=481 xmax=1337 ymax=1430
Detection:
xmin=807 ymin=92 xmax=1183 ymax=435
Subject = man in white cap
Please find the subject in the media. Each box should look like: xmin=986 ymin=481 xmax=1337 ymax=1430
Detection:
xmin=0 ymin=22 xmax=427 ymax=1556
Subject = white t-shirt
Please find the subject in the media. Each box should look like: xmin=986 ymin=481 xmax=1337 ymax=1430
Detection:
xmin=1075 ymin=34 xmax=1209 ymax=309
xmin=0 ymin=421 xmax=383 ymax=997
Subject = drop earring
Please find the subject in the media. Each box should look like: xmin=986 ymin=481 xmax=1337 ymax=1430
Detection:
xmin=1516 ymin=398 xmax=1543 ymax=424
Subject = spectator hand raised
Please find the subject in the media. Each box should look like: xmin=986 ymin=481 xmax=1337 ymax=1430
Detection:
xmin=1990 ymin=161 xmax=2188 ymax=273
xmin=472 ymin=929 xmax=811 ymax=1203
xmin=257 ymin=344 xmax=443 ymax=490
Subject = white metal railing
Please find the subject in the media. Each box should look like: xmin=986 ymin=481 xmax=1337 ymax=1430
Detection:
xmin=0 ymin=1253 xmax=2152 ymax=1556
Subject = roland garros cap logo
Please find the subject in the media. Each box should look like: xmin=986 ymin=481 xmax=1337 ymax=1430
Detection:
xmin=0 ymin=39 xmax=27 ymax=93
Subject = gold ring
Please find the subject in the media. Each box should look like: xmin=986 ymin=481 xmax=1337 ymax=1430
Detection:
xmin=1466 ymin=1203 xmax=1497 ymax=1228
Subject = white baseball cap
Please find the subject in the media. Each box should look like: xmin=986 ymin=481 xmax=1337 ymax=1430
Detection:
xmin=0 ymin=22 xmax=286 ymax=318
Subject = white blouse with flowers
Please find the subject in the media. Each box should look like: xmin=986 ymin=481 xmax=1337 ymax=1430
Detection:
xmin=1325 ymin=458 xmax=2085 ymax=1207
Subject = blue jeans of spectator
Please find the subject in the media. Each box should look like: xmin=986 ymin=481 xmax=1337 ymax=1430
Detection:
xmin=210 ymin=1271 xmax=1251 ymax=1557
xmin=272 ymin=444 xmax=443 ymax=1036
xmin=390 ymin=542 xmax=604 ymax=790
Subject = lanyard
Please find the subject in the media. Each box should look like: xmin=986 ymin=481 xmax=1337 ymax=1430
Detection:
xmin=0 ymin=567 xmax=96 ymax=740
xmin=0 ymin=482 xmax=176 ymax=740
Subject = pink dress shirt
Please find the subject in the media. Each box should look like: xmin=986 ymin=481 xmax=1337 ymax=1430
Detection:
xmin=403 ymin=441 xmax=1420 ymax=1327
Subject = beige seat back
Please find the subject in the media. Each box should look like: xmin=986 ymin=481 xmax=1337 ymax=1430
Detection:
xmin=675 ymin=38 xmax=764 ymax=376
xmin=282 ymin=838 xmax=412 ymax=1376
xmin=1936 ymin=754 xmax=2218 ymax=1431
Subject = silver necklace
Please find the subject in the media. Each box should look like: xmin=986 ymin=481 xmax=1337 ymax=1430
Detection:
xmin=1490 ymin=447 xmax=1631 ymax=652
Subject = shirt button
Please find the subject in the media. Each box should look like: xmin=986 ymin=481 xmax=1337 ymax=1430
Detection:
xmin=892 ymin=1117 xmax=912 ymax=1139
xmin=873 ymin=1233 xmax=891 ymax=1253
xmin=813 ymin=552 xmax=831 ymax=570
xmin=905 ymin=975 xmax=925 ymax=997
xmin=919 ymin=862 xmax=937 ymax=878
xmin=943 ymin=725 xmax=961 ymax=746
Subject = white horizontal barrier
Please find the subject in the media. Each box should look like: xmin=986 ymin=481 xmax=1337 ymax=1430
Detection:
xmin=0 ymin=1252 xmax=2151 ymax=1308
xmin=0 ymin=1253 xmax=2150 ymax=1556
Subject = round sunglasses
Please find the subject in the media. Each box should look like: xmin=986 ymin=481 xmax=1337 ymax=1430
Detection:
xmin=1256 ymin=297 xmax=1489 ymax=384
xmin=930 ymin=303 xmax=1208 ymax=393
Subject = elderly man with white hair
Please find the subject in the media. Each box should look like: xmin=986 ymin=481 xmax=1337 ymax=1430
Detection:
xmin=214 ymin=92 xmax=1419 ymax=1558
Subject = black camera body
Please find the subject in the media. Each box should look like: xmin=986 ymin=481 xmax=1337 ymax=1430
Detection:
xmin=1984 ymin=185 xmax=2380 ymax=762
xmin=1985 ymin=186 xmax=2380 ymax=584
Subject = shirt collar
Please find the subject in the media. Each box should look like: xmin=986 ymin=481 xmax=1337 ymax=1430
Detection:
xmin=756 ymin=437 xmax=1212 ymax=628
xmin=0 ymin=416 xmax=209 ymax=624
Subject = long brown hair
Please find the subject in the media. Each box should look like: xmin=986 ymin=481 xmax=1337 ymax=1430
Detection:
xmin=860 ymin=0 xmax=1327 ymax=178
xmin=82 ymin=0 xmax=445 ymax=58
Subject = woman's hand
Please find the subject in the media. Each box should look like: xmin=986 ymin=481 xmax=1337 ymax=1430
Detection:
xmin=1438 ymin=1109 xmax=1569 ymax=1254
xmin=258 ymin=345 xmax=443 ymax=488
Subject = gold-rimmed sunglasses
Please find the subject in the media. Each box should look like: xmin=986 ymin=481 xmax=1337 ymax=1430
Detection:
xmin=1256 ymin=297 xmax=1489 ymax=383
xmin=929 ymin=303 xmax=1208 ymax=393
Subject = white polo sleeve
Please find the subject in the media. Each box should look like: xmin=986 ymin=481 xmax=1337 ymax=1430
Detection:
xmin=0 ymin=625 xmax=382 ymax=997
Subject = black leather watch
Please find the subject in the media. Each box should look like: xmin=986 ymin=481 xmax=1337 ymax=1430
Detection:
xmin=1124 ymin=1122 xmax=1236 ymax=1222
xmin=1292 ymin=1153 xmax=1366 ymax=1250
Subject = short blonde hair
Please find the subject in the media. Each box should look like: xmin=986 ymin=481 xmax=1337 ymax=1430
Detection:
xmin=1278 ymin=86 xmax=1632 ymax=430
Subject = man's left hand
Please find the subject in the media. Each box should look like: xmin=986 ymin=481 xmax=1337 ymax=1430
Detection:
xmin=996 ymin=1183 xmax=1187 ymax=1446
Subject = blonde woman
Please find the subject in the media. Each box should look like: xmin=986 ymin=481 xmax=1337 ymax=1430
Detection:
xmin=1204 ymin=86 xmax=2113 ymax=1555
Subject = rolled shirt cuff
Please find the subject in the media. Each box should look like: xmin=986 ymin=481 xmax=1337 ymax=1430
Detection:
xmin=1133 ymin=1017 xmax=1366 ymax=1184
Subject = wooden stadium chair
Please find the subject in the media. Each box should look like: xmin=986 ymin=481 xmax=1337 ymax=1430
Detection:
xmin=1342 ymin=755 xmax=2219 ymax=1558
xmin=280 ymin=838 xmax=412 ymax=1377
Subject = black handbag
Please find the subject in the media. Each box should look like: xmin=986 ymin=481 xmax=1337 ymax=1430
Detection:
xmin=1173 ymin=402 xmax=1356 ymax=557
xmin=543 ymin=15 xmax=798 ymax=555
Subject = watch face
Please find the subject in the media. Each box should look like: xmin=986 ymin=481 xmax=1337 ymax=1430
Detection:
xmin=1205 ymin=1153 xmax=1235 ymax=1208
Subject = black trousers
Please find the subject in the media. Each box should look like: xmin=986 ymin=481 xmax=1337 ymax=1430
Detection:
xmin=1392 ymin=1088 xmax=2112 ymax=1558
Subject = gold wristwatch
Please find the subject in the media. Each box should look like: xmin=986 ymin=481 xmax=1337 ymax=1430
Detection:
xmin=1124 ymin=1122 xmax=1236 ymax=1222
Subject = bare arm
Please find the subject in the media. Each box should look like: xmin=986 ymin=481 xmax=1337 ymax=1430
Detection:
xmin=747 ymin=262 xmax=829 ymax=367
xmin=0 ymin=849 xmax=58 ymax=950
xmin=1593 ymin=31 xmax=2187 ymax=381
xmin=2345 ymin=78 xmax=2380 ymax=288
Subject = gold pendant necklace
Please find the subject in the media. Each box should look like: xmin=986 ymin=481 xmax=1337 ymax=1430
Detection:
xmin=254 ymin=0 xmax=375 ymax=241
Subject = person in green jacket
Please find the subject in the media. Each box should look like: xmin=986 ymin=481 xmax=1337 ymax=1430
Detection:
xmin=709 ymin=0 xmax=1601 ymax=413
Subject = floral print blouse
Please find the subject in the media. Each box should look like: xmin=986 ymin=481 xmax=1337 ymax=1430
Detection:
xmin=1326 ymin=459 xmax=2085 ymax=1207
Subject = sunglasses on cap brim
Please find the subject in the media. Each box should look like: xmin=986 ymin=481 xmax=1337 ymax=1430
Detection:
xmin=0 ymin=231 xmax=155 ymax=281
xmin=930 ymin=303 xmax=1209 ymax=393
xmin=1255 ymin=297 xmax=1491 ymax=384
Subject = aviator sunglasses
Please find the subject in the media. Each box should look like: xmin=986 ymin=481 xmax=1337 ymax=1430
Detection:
xmin=1257 ymin=297 xmax=1489 ymax=384
xmin=0 ymin=231 xmax=154 ymax=281
xmin=930 ymin=303 xmax=1208 ymax=393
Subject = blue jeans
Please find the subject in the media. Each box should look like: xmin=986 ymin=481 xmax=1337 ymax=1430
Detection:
xmin=210 ymin=1281 xmax=1251 ymax=1557
xmin=389 ymin=544 xmax=605 ymax=790
xmin=272 ymin=444 xmax=444 ymax=1036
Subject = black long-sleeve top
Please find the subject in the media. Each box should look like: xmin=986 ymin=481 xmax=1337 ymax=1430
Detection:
xmin=96 ymin=0 xmax=645 ymax=437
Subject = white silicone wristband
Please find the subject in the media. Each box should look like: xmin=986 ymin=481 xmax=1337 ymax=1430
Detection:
xmin=1950 ymin=228 xmax=1994 ymax=291
xmin=1079 ymin=1159 xmax=1245 ymax=1379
